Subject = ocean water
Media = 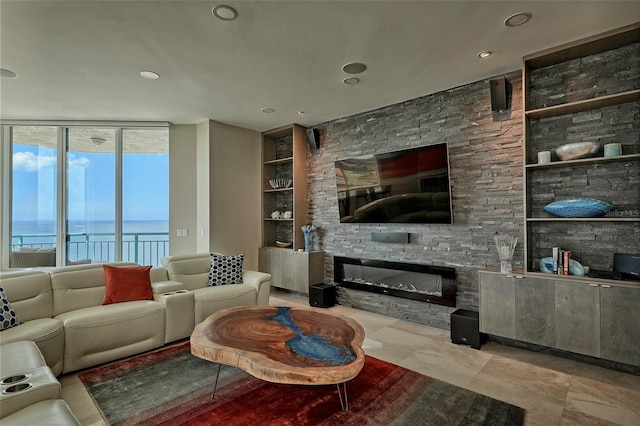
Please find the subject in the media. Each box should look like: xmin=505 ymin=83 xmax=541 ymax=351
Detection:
xmin=13 ymin=220 xmax=169 ymax=235
xmin=12 ymin=220 xmax=169 ymax=265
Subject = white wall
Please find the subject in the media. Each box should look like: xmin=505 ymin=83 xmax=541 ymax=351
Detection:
xmin=168 ymin=120 xmax=262 ymax=270
xmin=196 ymin=121 xmax=211 ymax=254
xmin=0 ymin=129 xmax=9 ymax=268
xmin=208 ymin=121 xmax=262 ymax=270
xmin=168 ymin=124 xmax=198 ymax=255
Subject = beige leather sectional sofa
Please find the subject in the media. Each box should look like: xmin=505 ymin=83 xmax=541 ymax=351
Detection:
xmin=0 ymin=253 xmax=271 ymax=424
xmin=0 ymin=340 xmax=80 ymax=425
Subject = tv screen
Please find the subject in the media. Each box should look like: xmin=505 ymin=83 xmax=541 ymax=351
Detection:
xmin=335 ymin=143 xmax=452 ymax=224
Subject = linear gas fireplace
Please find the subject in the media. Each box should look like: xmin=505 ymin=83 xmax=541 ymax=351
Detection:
xmin=334 ymin=256 xmax=456 ymax=307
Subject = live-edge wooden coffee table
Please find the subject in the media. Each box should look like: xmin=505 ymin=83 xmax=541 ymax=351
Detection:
xmin=190 ymin=305 xmax=365 ymax=411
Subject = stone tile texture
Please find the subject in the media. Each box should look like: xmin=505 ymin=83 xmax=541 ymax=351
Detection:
xmin=307 ymin=70 xmax=525 ymax=322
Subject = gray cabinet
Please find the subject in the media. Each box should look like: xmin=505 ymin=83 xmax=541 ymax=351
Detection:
xmin=514 ymin=24 xmax=640 ymax=367
xmin=555 ymin=280 xmax=640 ymax=365
xmin=258 ymin=247 xmax=324 ymax=294
xmin=554 ymin=280 xmax=601 ymax=358
xmin=600 ymin=285 xmax=640 ymax=366
xmin=479 ymin=271 xmax=516 ymax=339
xmin=480 ymin=268 xmax=640 ymax=367
xmin=479 ymin=271 xmax=555 ymax=346
xmin=515 ymin=276 xmax=555 ymax=347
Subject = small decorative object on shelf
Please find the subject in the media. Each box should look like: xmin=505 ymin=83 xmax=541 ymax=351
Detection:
xmin=540 ymin=256 xmax=585 ymax=276
xmin=494 ymin=235 xmax=518 ymax=273
xmin=543 ymin=198 xmax=616 ymax=218
xmin=604 ymin=143 xmax=622 ymax=157
xmin=555 ymin=141 xmax=599 ymax=161
xmin=270 ymin=211 xmax=280 ymax=219
xmin=301 ymin=224 xmax=317 ymax=252
xmin=268 ymin=179 xmax=293 ymax=189
xmin=537 ymin=151 xmax=551 ymax=163
xmin=282 ymin=211 xmax=292 ymax=219
xmin=275 ymin=241 xmax=292 ymax=248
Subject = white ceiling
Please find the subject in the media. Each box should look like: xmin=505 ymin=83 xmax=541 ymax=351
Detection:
xmin=1 ymin=1 xmax=638 ymax=132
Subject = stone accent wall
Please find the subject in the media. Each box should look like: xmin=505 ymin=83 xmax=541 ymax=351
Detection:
xmin=336 ymin=287 xmax=455 ymax=330
xmin=528 ymin=43 xmax=640 ymax=109
xmin=306 ymin=70 xmax=524 ymax=325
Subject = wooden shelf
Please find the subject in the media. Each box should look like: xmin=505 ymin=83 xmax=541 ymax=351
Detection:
xmin=525 ymin=89 xmax=640 ymax=119
xmin=527 ymin=217 xmax=640 ymax=222
xmin=523 ymin=23 xmax=640 ymax=277
xmin=525 ymin=153 xmax=640 ymax=169
xmin=261 ymin=124 xmax=308 ymax=252
xmin=264 ymin=187 xmax=294 ymax=193
xmin=264 ymin=157 xmax=293 ymax=165
xmin=483 ymin=267 xmax=640 ymax=288
xmin=524 ymin=23 xmax=640 ymax=70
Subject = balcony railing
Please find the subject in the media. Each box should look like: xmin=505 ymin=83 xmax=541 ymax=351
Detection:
xmin=11 ymin=232 xmax=169 ymax=266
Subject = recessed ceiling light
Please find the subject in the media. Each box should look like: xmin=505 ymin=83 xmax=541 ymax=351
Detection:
xmin=297 ymin=111 xmax=305 ymax=115
xmin=504 ymin=12 xmax=532 ymax=27
xmin=212 ymin=5 xmax=238 ymax=21
xmin=261 ymin=108 xmax=275 ymax=113
xmin=343 ymin=77 xmax=360 ymax=85
xmin=140 ymin=70 xmax=160 ymax=79
xmin=0 ymin=68 xmax=17 ymax=78
xmin=342 ymin=63 xmax=367 ymax=74
xmin=478 ymin=51 xmax=493 ymax=59
xmin=90 ymin=137 xmax=106 ymax=146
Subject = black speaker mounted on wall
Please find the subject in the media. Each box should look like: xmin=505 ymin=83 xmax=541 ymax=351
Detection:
xmin=306 ymin=128 xmax=320 ymax=150
xmin=490 ymin=76 xmax=511 ymax=111
xmin=371 ymin=232 xmax=410 ymax=244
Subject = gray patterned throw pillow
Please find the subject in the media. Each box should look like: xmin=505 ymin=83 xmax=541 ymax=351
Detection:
xmin=208 ymin=253 xmax=244 ymax=286
xmin=0 ymin=286 xmax=21 ymax=331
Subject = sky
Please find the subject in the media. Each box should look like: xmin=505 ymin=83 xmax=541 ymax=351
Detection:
xmin=12 ymin=143 xmax=169 ymax=227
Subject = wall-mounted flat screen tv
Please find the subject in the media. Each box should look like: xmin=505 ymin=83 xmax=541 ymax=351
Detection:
xmin=335 ymin=143 xmax=452 ymax=224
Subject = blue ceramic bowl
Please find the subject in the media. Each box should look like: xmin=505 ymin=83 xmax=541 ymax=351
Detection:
xmin=543 ymin=198 xmax=615 ymax=218
xmin=540 ymin=257 xmax=585 ymax=276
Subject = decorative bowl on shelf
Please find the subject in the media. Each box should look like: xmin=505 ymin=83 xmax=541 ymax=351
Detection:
xmin=275 ymin=241 xmax=292 ymax=248
xmin=268 ymin=179 xmax=293 ymax=189
xmin=555 ymin=142 xmax=599 ymax=161
xmin=543 ymin=198 xmax=615 ymax=218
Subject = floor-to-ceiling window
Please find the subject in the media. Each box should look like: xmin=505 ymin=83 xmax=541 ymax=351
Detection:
xmin=66 ymin=128 xmax=117 ymax=264
xmin=122 ymin=129 xmax=169 ymax=265
xmin=4 ymin=123 xmax=169 ymax=267
xmin=9 ymin=126 xmax=58 ymax=267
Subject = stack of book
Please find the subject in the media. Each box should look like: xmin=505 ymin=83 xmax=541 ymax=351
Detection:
xmin=552 ymin=247 xmax=571 ymax=275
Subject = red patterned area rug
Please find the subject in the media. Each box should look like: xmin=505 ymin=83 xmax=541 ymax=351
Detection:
xmin=79 ymin=341 xmax=525 ymax=426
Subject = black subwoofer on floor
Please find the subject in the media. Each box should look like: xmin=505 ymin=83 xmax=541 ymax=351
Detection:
xmin=450 ymin=309 xmax=486 ymax=350
xmin=309 ymin=284 xmax=335 ymax=308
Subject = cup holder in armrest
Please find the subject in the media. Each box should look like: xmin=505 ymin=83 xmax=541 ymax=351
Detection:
xmin=163 ymin=290 xmax=189 ymax=296
xmin=1 ymin=374 xmax=28 ymax=385
xmin=3 ymin=383 xmax=33 ymax=394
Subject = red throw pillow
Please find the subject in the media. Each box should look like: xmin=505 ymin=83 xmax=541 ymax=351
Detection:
xmin=102 ymin=265 xmax=153 ymax=305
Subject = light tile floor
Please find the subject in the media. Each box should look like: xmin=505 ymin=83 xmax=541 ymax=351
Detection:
xmin=60 ymin=290 xmax=640 ymax=425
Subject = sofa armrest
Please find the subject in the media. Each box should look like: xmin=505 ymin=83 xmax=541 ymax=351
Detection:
xmin=151 ymin=280 xmax=185 ymax=294
xmin=242 ymin=270 xmax=271 ymax=305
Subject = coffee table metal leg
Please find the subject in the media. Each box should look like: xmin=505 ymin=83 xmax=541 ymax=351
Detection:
xmin=211 ymin=363 xmax=222 ymax=399
xmin=336 ymin=382 xmax=349 ymax=412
